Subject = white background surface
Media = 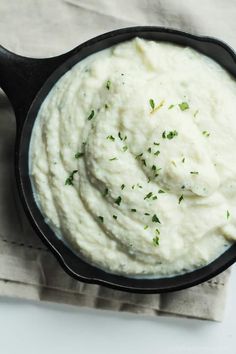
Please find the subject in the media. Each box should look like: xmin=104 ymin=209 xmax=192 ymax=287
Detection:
xmin=0 ymin=267 xmax=235 ymax=354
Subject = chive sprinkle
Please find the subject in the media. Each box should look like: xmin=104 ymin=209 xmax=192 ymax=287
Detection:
xmin=131 ymin=209 xmax=137 ymax=212
xmin=149 ymin=98 xmax=155 ymax=110
xmin=122 ymin=145 xmax=128 ymax=152
xmin=109 ymin=157 xmax=118 ymax=161
xmin=147 ymin=147 xmax=152 ymax=153
xmin=152 ymin=214 xmax=161 ymax=223
xmin=65 ymin=170 xmax=78 ymax=186
xmin=154 ymin=150 xmax=160 ymax=156
xmin=106 ymin=135 xmax=115 ymax=141
xmin=190 ymin=171 xmax=199 ymax=175
xmin=87 ymin=110 xmax=95 ymax=120
xmin=153 ymin=142 xmax=160 ymax=146
xmin=105 ymin=104 xmax=109 ymax=109
xmin=113 ymin=215 xmax=117 ymax=220
xmin=202 ymin=131 xmax=210 ymax=137
xmin=144 ymin=192 xmax=153 ymax=200
xmin=144 ymin=225 xmax=149 ymax=230
xmin=162 ymin=131 xmax=166 ymax=139
xmin=179 ymin=102 xmax=189 ymax=111
xmin=178 ymin=195 xmax=184 ymax=204
xmin=121 ymin=184 xmax=125 ymax=190
xmin=98 ymin=216 xmax=104 ymax=223
xmin=135 ymin=153 xmax=143 ymax=159
xmin=103 ymin=188 xmax=108 ymax=196
xmin=75 ymin=152 xmax=84 ymax=159
xmin=227 ymin=210 xmax=230 ymax=219
xmin=168 ymin=104 xmax=174 ymax=110
xmin=115 ymin=196 xmax=122 ymax=206
xmin=182 ymin=157 xmax=185 ymax=163
xmin=144 ymin=212 xmax=150 ymax=216
xmin=152 ymin=196 xmax=157 ymax=200
xmin=158 ymin=189 xmax=165 ymax=194
xmin=167 ymin=130 xmax=178 ymax=139
xmin=106 ymin=80 xmax=111 ymax=90
xmin=153 ymin=236 xmax=160 ymax=246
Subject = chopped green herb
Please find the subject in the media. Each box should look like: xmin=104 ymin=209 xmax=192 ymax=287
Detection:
xmin=144 ymin=225 xmax=149 ymax=230
xmin=154 ymin=150 xmax=160 ymax=156
xmin=155 ymin=228 xmax=160 ymax=235
xmin=162 ymin=131 xmax=166 ymax=139
xmin=168 ymin=104 xmax=174 ymax=110
xmin=182 ymin=157 xmax=185 ymax=163
xmin=122 ymin=145 xmax=128 ymax=152
xmin=141 ymin=159 xmax=146 ymax=166
xmin=105 ymin=103 xmax=109 ymax=109
xmin=152 ymin=214 xmax=161 ymax=223
xmin=190 ymin=171 xmax=199 ymax=175
xmin=167 ymin=130 xmax=178 ymax=139
xmin=158 ymin=189 xmax=165 ymax=194
xmin=147 ymin=147 xmax=152 ymax=153
xmin=137 ymin=184 xmax=143 ymax=189
xmin=194 ymin=110 xmax=199 ymax=117
xmin=115 ymin=196 xmax=122 ymax=206
xmin=147 ymin=177 xmax=151 ymax=183
xmin=153 ymin=236 xmax=160 ymax=246
xmin=103 ymin=188 xmax=109 ymax=196
xmin=135 ymin=153 xmax=143 ymax=159
xmin=121 ymin=184 xmax=125 ymax=190
xmin=202 ymin=131 xmax=210 ymax=137
xmin=118 ymin=132 xmax=123 ymax=140
xmin=152 ymin=165 xmax=156 ymax=171
xmin=113 ymin=215 xmax=117 ymax=220
xmin=152 ymin=196 xmax=157 ymax=200
xmin=179 ymin=102 xmax=189 ymax=111
xmin=153 ymin=142 xmax=160 ymax=146
xmin=144 ymin=192 xmax=153 ymax=200
xmin=106 ymin=80 xmax=111 ymax=90
xmin=132 ymin=185 xmax=135 ymax=190
xmin=98 ymin=216 xmax=104 ymax=223
xmin=65 ymin=170 xmax=78 ymax=186
xmin=171 ymin=161 xmax=177 ymax=167
xmin=144 ymin=212 xmax=150 ymax=216
xmin=131 ymin=209 xmax=137 ymax=212
xmin=227 ymin=210 xmax=230 ymax=219
xmin=149 ymin=98 xmax=155 ymax=110
xmin=178 ymin=195 xmax=184 ymax=204
xmin=109 ymin=157 xmax=118 ymax=161
xmin=87 ymin=110 xmax=95 ymax=120
xmin=106 ymin=135 xmax=115 ymax=141
xmin=75 ymin=152 xmax=84 ymax=159
xmin=181 ymin=185 xmax=185 ymax=189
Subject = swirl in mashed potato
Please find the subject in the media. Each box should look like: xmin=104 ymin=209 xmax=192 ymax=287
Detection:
xmin=30 ymin=38 xmax=236 ymax=276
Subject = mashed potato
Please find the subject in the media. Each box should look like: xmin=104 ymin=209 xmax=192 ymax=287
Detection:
xmin=30 ymin=38 xmax=236 ymax=276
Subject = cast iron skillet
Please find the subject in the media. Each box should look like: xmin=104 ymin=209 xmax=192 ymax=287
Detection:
xmin=0 ymin=26 xmax=236 ymax=294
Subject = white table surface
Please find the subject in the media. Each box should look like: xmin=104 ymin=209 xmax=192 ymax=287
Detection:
xmin=0 ymin=266 xmax=235 ymax=354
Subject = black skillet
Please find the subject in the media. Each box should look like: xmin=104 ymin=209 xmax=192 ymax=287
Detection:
xmin=0 ymin=27 xmax=236 ymax=294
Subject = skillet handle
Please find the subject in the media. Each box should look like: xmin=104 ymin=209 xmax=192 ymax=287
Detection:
xmin=0 ymin=45 xmax=75 ymax=131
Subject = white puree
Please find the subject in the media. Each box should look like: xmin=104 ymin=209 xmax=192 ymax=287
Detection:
xmin=30 ymin=38 xmax=236 ymax=277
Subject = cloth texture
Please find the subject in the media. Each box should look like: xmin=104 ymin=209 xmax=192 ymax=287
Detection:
xmin=0 ymin=0 xmax=235 ymax=321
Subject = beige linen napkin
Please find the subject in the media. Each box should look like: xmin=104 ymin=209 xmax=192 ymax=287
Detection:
xmin=0 ymin=0 xmax=235 ymax=321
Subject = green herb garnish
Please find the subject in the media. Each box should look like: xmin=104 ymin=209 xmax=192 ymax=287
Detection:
xmin=182 ymin=157 xmax=185 ymax=163
xmin=168 ymin=104 xmax=174 ymax=110
xmin=87 ymin=110 xmax=95 ymax=120
xmin=179 ymin=102 xmax=189 ymax=111
xmin=144 ymin=192 xmax=153 ymax=200
xmin=167 ymin=130 xmax=178 ymax=139
xmin=202 ymin=131 xmax=210 ymax=137
xmin=109 ymin=157 xmax=118 ymax=161
xmin=105 ymin=104 xmax=109 ymax=109
xmin=98 ymin=216 xmax=104 ymax=223
xmin=131 ymin=209 xmax=137 ymax=212
xmin=152 ymin=214 xmax=161 ymax=223
xmin=107 ymin=135 xmax=115 ymax=141
xmin=121 ymin=184 xmax=125 ymax=190
xmin=141 ymin=159 xmax=146 ymax=166
xmin=190 ymin=171 xmax=199 ymax=175
xmin=122 ymin=145 xmax=128 ymax=152
xmin=153 ymin=236 xmax=160 ymax=246
xmin=144 ymin=212 xmax=150 ymax=216
xmin=106 ymin=80 xmax=111 ymax=90
xmin=154 ymin=150 xmax=160 ymax=156
xmin=227 ymin=210 xmax=230 ymax=219
xmin=149 ymin=98 xmax=155 ymax=110
xmin=115 ymin=196 xmax=122 ymax=206
xmin=153 ymin=142 xmax=160 ymax=146
xmin=75 ymin=152 xmax=84 ymax=159
xmin=103 ymin=188 xmax=108 ymax=196
xmin=151 ymin=165 xmax=156 ymax=171
xmin=144 ymin=225 xmax=149 ymax=230
xmin=147 ymin=147 xmax=152 ymax=153
xmin=162 ymin=131 xmax=166 ymax=139
xmin=65 ymin=170 xmax=78 ymax=186
xmin=135 ymin=153 xmax=143 ymax=159
xmin=178 ymin=195 xmax=184 ymax=204
xmin=152 ymin=196 xmax=157 ymax=200
xmin=158 ymin=189 xmax=165 ymax=194
xmin=113 ymin=215 xmax=117 ymax=220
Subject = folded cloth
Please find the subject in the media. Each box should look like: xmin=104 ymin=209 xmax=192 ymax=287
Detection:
xmin=0 ymin=0 xmax=235 ymax=321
